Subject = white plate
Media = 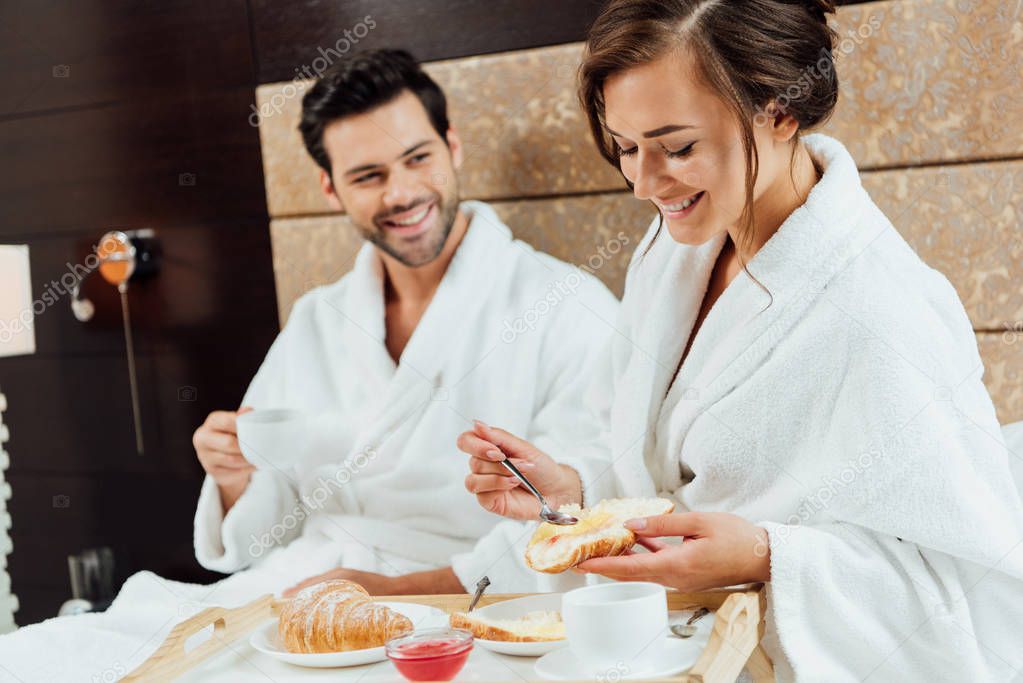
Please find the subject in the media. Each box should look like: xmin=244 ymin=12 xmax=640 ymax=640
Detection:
xmin=534 ymin=628 xmax=711 ymax=681
xmin=249 ymin=601 xmax=448 ymax=668
xmin=463 ymin=593 xmax=567 ymax=657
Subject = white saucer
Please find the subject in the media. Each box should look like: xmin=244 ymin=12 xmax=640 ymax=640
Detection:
xmin=249 ymin=601 xmax=447 ymax=668
xmin=533 ymin=631 xmax=710 ymax=681
xmin=467 ymin=593 xmax=567 ymax=657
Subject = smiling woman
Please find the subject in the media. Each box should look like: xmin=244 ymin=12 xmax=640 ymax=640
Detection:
xmin=457 ymin=1 xmax=1023 ymax=681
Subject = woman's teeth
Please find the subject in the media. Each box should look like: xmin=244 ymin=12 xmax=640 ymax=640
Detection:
xmin=390 ymin=205 xmax=431 ymax=226
xmin=664 ymin=193 xmax=702 ymax=212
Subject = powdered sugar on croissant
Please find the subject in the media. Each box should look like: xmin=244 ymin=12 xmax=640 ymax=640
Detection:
xmin=277 ymin=579 xmax=413 ymax=653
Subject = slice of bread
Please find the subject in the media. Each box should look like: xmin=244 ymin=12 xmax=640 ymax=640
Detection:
xmin=449 ymin=610 xmax=565 ymax=642
xmin=525 ymin=497 xmax=675 ymax=573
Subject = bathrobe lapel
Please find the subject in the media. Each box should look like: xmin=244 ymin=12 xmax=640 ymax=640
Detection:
xmin=657 ymin=138 xmax=883 ymax=491
xmin=609 ymin=227 xmax=724 ymax=496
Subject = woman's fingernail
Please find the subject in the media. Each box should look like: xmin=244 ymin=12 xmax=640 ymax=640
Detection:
xmin=474 ymin=419 xmax=490 ymax=431
xmin=486 ymin=449 xmax=505 ymax=461
xmin=624 ymin=518 xmax=646 ymax=530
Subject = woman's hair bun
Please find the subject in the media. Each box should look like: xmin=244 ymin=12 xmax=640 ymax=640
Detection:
xmin=803 ymin=0 xmax=837 ymax=19
xmin=776 ymin=0 xmax=836 ymax=22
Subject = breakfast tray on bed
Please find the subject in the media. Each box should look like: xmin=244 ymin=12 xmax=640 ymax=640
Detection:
xmin=122 ymin=585 xmax=773 ymax=682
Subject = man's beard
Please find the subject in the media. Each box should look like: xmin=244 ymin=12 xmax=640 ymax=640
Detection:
xmin=354 ymin=182 xmax=461 ymax=267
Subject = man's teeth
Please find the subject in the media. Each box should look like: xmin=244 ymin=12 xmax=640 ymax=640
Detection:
xmin=390 ymin=205 xmax=431 ymax=226
xmin=665 ymin=193 xmax=701 ymax=212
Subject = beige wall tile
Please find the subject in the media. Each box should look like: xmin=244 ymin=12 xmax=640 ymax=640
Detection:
xmin=270 ymin=214 xmax=363 ymax=325
xmin=977 ymin=331 xmax=1023 ymax=424
xmin=271 ymin=159 xmax=1022 ymax=329
xmin=862 ymin=160 xmax=1023 ymax=331
xmin=823 ymin=0 xmax=1023 ymax=169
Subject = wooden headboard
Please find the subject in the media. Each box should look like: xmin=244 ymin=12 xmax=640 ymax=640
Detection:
xmin=253 ymin=0 xmax=1021 ymax=423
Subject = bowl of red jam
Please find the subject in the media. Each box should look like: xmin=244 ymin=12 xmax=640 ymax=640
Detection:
xmin=385 ymin=627 xmax=474 ymax=681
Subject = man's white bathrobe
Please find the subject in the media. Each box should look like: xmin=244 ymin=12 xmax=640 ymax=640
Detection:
xmin=0 ymin=201 xmax=616 ymax=682
xmin=563 ymin=135 xmax=1023 ymax=681
xmin=193 ymin=199 xmax=618 ymax=598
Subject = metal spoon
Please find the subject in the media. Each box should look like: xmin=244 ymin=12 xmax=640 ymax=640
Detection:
xmin=670 ymin=607 xmax=710 ymax=638
xmin=467 ymin=576 xmax=490 ymax=612
xmin=498 ymin=458 xmax=578 ymax=525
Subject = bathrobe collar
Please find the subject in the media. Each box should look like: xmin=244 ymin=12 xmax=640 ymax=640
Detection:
xmin=615 ymin=134 xmax=883 ymax=492
xmin=330 ymin=200 xmax=510 ymax=379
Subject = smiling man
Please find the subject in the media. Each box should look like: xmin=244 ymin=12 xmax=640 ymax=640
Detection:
xmin=191 ymin=49 xmax=618 ymax=599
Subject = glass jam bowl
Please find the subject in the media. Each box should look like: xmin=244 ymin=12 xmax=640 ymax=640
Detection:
xmin=385 ymin=627 xmax=474 ymax=681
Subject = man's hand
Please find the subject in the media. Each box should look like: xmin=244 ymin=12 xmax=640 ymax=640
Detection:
xmin=456 ymin=420 xmax=582 ymax=520
xmin=573 ymin=512 xmax=771 ymax=592
xmin=282 ymin=567 xmax=466 ymax=598
xmin=193 ymin=406 xmax=255 ymax=513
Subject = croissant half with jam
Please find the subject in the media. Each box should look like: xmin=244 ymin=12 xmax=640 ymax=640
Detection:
xmin=525 ymin=497 xmax=675 ymax=573
xmin=277 ymin=579 xmax=413 ymax=653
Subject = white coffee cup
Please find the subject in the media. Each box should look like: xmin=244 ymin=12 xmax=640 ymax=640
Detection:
xmin=562 ymin=581 xmax=668 ymax=675
xmin=236 ymin=409 xmax=309 ymax=469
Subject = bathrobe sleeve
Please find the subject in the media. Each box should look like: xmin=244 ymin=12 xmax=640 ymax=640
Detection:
xmin=758 ymin=293 xmax=1023 ymax=681
xmin=449 ymin=274 xmax=619 ymax=592
xmin=193 ymin=307 xmax=303 ymax=574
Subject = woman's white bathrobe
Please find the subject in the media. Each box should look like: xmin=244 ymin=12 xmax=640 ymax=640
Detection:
xmin=193 ymin=200 xmax=618 ymax=597
xmin=564 ymin=135 xmax=1023 ymax=681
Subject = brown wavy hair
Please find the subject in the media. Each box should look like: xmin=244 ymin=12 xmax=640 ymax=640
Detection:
xmin=579 ymin=0 xmax=839 ymax=262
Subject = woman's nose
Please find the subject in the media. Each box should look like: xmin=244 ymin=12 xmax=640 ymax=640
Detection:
xmin=630 ymin=150 xmax=670 ymax=201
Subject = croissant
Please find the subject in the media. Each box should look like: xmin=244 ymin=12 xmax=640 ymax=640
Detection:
xmin=277 ymin=579 xmax=414 ymax=653
xmin=525 ymin=497 xmax=675 ymax=573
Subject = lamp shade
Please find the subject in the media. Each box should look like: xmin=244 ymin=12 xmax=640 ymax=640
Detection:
xmin=0 ymin=245 xmax=35 ymax=358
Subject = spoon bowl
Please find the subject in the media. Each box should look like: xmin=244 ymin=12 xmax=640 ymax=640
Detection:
xmin=498 ymin=458 xmax=578 ymax=526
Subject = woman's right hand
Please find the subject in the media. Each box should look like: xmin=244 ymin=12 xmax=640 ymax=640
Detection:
xmin=456 ymin=421 xmax=582 ymax=521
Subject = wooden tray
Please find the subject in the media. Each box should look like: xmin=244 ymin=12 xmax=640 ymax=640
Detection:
xmin=122 ymin=585 xmax=773 ymax=682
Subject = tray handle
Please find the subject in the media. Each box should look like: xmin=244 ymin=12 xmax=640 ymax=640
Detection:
xmin=682 ymin=587 xmax=773 ymax=683
xmin=121 ymin=593 xmax=273 ymax=682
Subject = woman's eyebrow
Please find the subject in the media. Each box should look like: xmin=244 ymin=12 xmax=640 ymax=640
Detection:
xmin=604 ymin=123 xmax=695 ymax=138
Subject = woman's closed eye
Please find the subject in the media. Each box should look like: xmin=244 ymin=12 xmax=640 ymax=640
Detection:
xmin=665 ymin=142 xmax=696 ymax=159
xmin=617 ymin=142 xmax=696 ymax=159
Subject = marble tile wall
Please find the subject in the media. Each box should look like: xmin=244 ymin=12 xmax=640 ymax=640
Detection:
xmin=258 ymin=0 xmax=1022 ymax=421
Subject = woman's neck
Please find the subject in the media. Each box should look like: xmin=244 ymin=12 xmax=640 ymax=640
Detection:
xmin=728 ymin=141 xmax=821 ymax=263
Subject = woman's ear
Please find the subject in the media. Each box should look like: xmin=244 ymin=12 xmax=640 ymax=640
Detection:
xmin=765 ymin=101 xmax=800 ymax=143
xmin=446 ymin=125 xmax=464 ymax=170
xmin=319 ymin=169 xmax=345 ymax=212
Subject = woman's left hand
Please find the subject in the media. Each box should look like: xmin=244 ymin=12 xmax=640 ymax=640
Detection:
xmin=574 ymin=512 xmax=771 ymax=592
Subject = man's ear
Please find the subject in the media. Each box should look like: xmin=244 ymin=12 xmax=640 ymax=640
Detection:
xmin=445 ymin=125 xmax=464 ymax=170
xmin=319 ymin=169 xmax=345 ymax=212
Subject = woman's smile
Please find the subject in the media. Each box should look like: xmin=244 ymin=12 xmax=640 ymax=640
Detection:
xmin=658 ymin=191 xmax=705 ymax=220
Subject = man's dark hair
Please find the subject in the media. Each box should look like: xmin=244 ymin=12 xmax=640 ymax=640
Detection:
xmin=299 ymin=48 xmax=450 ymax=175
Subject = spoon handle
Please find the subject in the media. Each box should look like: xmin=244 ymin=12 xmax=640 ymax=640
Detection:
xmin=467 ymin=576 xmax=490 ymax=612
xmin=499 ymin=458 xmax=547 ymax=505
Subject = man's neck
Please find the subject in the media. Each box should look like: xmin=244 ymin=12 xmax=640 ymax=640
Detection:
xmin=381 ymin=208 xmax=470 ymax=305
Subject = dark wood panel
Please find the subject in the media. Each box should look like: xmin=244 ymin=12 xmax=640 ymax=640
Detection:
xmin=251 ymin=0 xmax=880 ymax=85
xmin=0 ymin=347 xmax=269 ymax=477
xmin=4 ymin=220 xmax=277 ymax=358
xmin=0 ymin=87 xmax=268 ymax=238
xmin=0 ymin=0 xmax=255 ymax=119
xmin=250 ymin=0 xmax=606 ymax=83
xmin=6 ymin=473 xmax=223 ymax=624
